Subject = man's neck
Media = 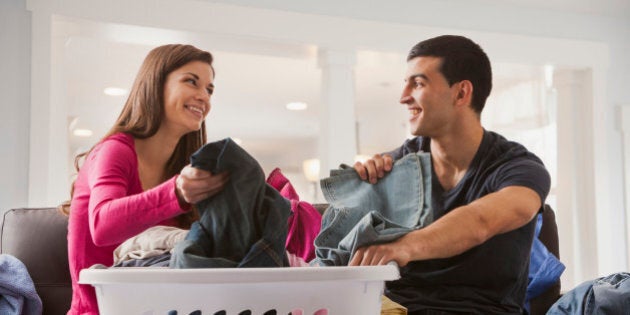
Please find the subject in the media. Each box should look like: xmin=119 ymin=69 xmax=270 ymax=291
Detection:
xmin=429 ymin=123 xmax=484 ymax=191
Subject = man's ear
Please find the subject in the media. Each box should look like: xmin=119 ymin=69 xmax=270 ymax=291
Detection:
xmin=455 ymin=80 xmax=473 ymax=107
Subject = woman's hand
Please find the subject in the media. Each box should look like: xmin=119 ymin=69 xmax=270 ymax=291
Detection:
xmin=175 ymin=164 xmax=229 ymax=205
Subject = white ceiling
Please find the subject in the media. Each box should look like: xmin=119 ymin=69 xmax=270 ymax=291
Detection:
xmin=481 ymin=0 xmax=630 ymax=18
xmin=58 ymin=0 xmax=579 ymax=178
xmin=204 ymin=0 xmax=630 ymax=20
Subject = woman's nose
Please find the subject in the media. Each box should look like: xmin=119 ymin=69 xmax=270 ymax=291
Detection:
xmin=197 ymin=88 xmax=210 ymax=103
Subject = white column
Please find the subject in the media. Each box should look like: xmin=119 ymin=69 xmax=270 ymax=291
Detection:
xmin=317 ymin=49 xmax=357 ymax=177
xmin=49 ymin=31 xmax=70 ymax=205
xmin=592 ymin=67 xmax=626 ymax=276
xmin=28 ymin=10 xmax=53 ymax=207
xmin=621 ymin=105 xmax=630 ymax=270
xmin=554 ymin=69 xmax=598 ymax=289
xmin=28 ymin=10 xmax=69 ymax=207
xmin=0 ymin=0 xmax=31 ymax=212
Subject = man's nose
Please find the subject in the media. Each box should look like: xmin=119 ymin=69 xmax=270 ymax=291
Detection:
xmin=400 ymin=89 xmax=413 ymax=105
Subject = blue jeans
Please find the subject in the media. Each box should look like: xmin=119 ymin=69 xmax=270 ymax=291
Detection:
xmin=547 ymin=272 xmax=630 ymax=315
xmin=312 ymin=152 xmax=432 ymax=266
xmin=170 ymin=138 xmax=291 ymax=268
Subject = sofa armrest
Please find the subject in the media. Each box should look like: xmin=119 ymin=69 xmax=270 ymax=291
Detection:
xmin=1 ymin=207 xmax=72 ymax=315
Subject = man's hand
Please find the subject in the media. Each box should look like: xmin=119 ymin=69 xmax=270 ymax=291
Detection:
xmin=353 ymin=154 xmax=393 ymax=184
xmin=175 ymin=164 xmax=229 ymax=205
xmin=349 ymin=239 xmax=412 ymax=267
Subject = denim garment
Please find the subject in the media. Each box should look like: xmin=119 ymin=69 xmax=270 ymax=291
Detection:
xmin=312 ymin=152 xmax=432 ymax=266
xmin=170 ymin=138 xmax=291 ymax=268
xmin=547 ymin=272 xmax=630 ymax=315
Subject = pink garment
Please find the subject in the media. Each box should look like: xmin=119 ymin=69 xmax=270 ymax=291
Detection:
xmin=266 ymin=168 xmax=322 ymax=263
xmin=67 ymin=133 xmax=188 ymax=315
xmin=286 ymin=251 xmax=309 ymax=267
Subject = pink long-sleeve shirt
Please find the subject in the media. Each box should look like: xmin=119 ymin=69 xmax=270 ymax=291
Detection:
xmin=67 ymin=133 xmax=188 ymax=315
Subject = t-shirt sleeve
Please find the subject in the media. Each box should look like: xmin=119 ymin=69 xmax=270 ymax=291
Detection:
xmin=383 ymin=137 xmax=424 ymax=160
xmin=86 ymin=138 xmax=187 ymax=246
xmin=492 ymin=157 xmax=551 ymax=206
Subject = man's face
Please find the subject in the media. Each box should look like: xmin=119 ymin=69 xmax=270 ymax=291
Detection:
xmin=400 ymin=56 xmax=459 ymax=137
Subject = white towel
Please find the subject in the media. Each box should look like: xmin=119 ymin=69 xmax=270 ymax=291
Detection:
xmin=0 ymin=254 xmax=42 ymax=315
xmin=113 ymin=226 xmax=188 ymax=265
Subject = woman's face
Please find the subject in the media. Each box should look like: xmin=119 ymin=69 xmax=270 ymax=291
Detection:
xmin=162 ymin=60 xmax=214 ymax=136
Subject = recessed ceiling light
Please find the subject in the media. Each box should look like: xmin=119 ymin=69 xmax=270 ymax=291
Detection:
xmin=103 ymin=87 xmax=128 ymax=96
xmin=286 ymin=102 xmax=308 ymax=111
xmin=73 ymin=129 xmax=93 ymax=137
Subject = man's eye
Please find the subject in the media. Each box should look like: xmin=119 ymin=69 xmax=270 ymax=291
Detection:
xmin=206 ymin=88 xmax=213 ymax=95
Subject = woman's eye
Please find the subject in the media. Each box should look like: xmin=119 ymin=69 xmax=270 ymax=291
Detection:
xmin=186 ymin=78 xmax=197 ymax=85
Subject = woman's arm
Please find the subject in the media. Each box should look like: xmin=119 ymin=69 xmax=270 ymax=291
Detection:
xmin=86 ymin=139 xmax=186 ymax=246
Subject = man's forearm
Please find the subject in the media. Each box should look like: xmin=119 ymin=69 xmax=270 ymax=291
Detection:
xmin=401 ymin=186 xmax=541 ymax=261
xmin=401 ymin=204 xmax=489 ymax=260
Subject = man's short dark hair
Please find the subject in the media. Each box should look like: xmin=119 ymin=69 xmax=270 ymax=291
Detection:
xmin=408 ymin=35 xmax=492 ymax=114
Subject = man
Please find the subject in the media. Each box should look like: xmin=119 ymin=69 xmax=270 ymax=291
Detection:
xmin=351 ymin=35 xmax=550 ymax=314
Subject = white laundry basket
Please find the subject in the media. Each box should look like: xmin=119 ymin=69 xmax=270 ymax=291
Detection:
xmin=79 ymin=265 xmax=400 ymax=315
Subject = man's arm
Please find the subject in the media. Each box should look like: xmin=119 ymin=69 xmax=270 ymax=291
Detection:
xmin=349 ymin=185 xmax=542 ymax=266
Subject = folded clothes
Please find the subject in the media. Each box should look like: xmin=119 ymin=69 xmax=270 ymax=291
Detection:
xmin=113 ymin=225 xmax=188 ymax=265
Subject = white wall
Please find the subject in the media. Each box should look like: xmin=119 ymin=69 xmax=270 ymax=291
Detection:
xmin=0 ymin=0 xmax=30 ymax=215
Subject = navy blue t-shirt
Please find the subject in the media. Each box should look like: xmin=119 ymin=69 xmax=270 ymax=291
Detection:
xmin=385 ymin=130 xmax=551 ymax=315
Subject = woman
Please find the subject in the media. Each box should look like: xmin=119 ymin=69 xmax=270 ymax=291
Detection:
xmin=60 ymin=44 xmax=228 ymax=314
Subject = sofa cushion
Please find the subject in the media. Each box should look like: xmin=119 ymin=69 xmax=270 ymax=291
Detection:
xmin=1 ymin=208 xmax=72 ymax=315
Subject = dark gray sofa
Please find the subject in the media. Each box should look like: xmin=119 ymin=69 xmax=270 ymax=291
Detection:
xmin=1 ymin=208 xmax=71 ymax=315
xmin=0 ymin=205 xmax=561 ymax=315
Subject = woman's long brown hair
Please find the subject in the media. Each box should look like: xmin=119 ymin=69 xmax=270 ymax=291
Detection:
xmin=59 ymin=44 xmax=213 ymax=228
